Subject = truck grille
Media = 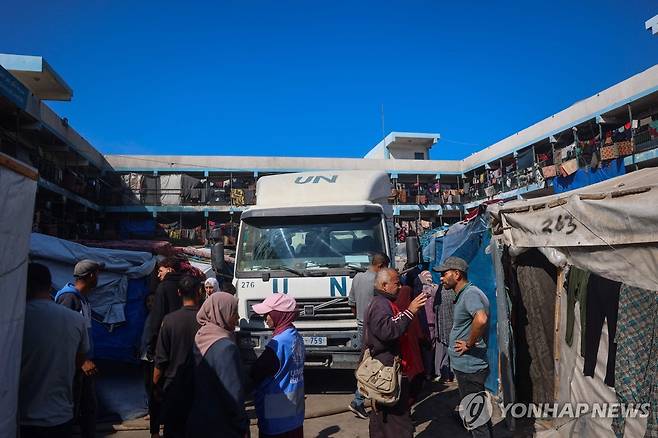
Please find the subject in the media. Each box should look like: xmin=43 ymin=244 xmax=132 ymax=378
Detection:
xmin=246 ymin=297 xmax=353 ymax=321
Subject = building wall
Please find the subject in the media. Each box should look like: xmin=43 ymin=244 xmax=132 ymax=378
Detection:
xmin=388 ymin=147 xmax=427 ymax=160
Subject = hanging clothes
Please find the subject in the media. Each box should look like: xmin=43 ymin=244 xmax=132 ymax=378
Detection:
xmin=160 ymin=174 xmax=182 ymax=205
xmin=511 ymin=249 xmax=557 ymax=404
xmin=180 ymin=174 xmax=202 ymax=203
xmin=582 ymin=275 xmax=620 ymax=387
xmin=612 ymin=284 xmax=658 ymax=438
xmin=565 ymin=268 xmax=589 ymax=356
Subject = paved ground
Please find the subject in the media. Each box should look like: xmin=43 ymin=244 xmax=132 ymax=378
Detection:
xmin=91 ymin=370 xmax=533 ymax=437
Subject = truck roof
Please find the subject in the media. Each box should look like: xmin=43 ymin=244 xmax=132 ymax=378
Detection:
xmin=253 ymin=170 xmax=392 ymax=208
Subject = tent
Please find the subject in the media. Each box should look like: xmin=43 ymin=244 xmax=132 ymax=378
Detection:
xmin=29 ymin=234 xmax=158 ymax=421
xmin=29 ymin=233 xmax=156 ymax=362
xmin=488 ymin=168 xmax=658 ymax=437
xmin=0 ymin=154 xmax=38 ymax=438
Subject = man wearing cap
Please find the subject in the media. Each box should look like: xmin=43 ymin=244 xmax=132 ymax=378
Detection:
xmin=434 ymin=256 xmax=493 ymax=438
xmin=251 ymin=293 xmax=305 ymax=438
xmin=55 ymin=259 xmax=104 ymax=438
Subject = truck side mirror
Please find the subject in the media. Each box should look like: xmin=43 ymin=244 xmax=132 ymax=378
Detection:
xmin=405 ymin=237 xmax=420 ymax=267
xmin=209 ymin=227 xmax=222 ymax=243
xmin=211 ymin=242 xmax=225 ymax=273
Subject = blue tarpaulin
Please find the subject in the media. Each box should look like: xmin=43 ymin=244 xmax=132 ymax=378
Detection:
xmin=553 ymin=159 xmax=625 ymax=194
xmin=92 ymin=277 xmax=150 ymax=363
xmin=119 ymin=219 xmax=156 ymax=239
xmin=429 ymin=215 xmax=499 ymax=393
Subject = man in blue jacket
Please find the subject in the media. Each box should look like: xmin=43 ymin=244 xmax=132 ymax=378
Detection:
xmin=55 ymin=259 xmax=104 ymax=438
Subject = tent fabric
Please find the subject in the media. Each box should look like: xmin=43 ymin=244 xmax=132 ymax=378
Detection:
xmin=30 ymin=233 xmax=156 ymax=324
xmin=92 ymin=278 xmax=150 ymax=362
xmin=489 ymin=168 xmax=658 ymax=291
xmin=0 ymin=161 xmax=37 ymax=438
xmin=429 ymin=215 xmax=499 ymax=393
xmin=119 ymin=219 xmax=156 ymax=239
xmin=553 ymin=159 xmax=625 ymax=194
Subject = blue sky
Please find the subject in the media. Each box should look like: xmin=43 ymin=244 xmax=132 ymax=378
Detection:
xmin=1 ymin=1 xmax=656 ymax=159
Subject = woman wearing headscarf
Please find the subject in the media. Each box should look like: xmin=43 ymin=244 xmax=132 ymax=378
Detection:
xmin=203 ymin=277 xmax=219 ymax=298
xmin=250 ymin=294 xmax=305 ymax=438
xmin=186 ymin=292 xmax=249 ymax=438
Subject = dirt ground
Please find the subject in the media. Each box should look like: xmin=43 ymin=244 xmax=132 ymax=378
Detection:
xmin=91 ymin=370 xmax=533 ymax=437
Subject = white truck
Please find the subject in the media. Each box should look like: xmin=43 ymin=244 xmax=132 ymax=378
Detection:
xmin=230 ymin=170 xmax=395 ymax=369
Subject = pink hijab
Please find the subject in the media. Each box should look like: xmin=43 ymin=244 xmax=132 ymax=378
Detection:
xmin=195 ymin=292 xmax=238 ymax=356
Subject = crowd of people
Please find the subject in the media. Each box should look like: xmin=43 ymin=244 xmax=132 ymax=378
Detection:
xmin=18 ymin=252 xmax=492 ymax=438
xmin=348 ymin=254 xmax=494 ymax=438
xmin=18 ymin=257 xmax=305 ymax=438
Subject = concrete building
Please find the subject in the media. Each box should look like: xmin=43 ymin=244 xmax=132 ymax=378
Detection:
xmin=1 ymin=53 xmax=658 ymax=246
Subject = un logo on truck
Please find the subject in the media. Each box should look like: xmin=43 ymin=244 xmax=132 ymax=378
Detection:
xmin=294 ymin=175 xmax=338 ymax=184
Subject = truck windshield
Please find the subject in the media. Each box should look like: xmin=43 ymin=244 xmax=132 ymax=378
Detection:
xmin=237 ymin=213 xmax=386 ymax=273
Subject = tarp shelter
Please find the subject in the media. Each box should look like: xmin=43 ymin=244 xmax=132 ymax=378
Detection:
xmin=30 ymin=234 xmax=156 ymax=362
xmin=0 ymin=153 xmax=38 ymax=438
xmin=30 ymin=233 xmax=156 ymax=324
xmin=488 ymin=168 xmax=658 ymax=437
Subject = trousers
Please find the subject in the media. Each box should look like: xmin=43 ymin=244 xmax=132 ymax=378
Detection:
xmin=73 ymin=372 xmax=97 ymax=438
xmin=20 ymin=422 xmax=73 ymax=438
xmin=583 ymin=275 xmax=620 ymax=387
xmin=454 ymin=368 xmax=493 ymax=438
xmin=369 ymin=378 xmax=413 ymax=438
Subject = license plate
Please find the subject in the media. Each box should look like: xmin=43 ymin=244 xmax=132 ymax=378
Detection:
xmin=303 ymin=336 xmax=327 ymax=346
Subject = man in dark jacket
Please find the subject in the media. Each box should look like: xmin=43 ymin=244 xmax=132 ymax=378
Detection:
xmin=365 ymin=268 xmax=427 ymax=438
xmin=147 ymin=258 xmax=184 ymax=358
xmin=146 ymin=257 xmax=183 ymax=438
xmin=153 ymin=275 xmax=201 ymax=438
xmin=55 ymin=259 xmax=104 ymax=438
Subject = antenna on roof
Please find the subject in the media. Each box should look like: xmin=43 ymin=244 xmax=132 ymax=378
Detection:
xmin=380 ymin=103 xmax=385 ymax=139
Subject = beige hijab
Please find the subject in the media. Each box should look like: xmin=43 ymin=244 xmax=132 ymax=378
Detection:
xmin=195 ymin=292 xmax=238 ymax=356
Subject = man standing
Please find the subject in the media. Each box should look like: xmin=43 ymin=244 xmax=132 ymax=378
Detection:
xmin=366 ymin=268 xmax=428 ymax=438
xmin=435 ymin=256 xmax=493 ymax=438
xmin=147 ymin=258 xmax=184 ymax=359
xmin=55 ymin=259 xmax=104 ymax=438
xmin=153 ymin=275 xmax=201 ymax=438
xmin=347 ymin=253 xmax=390 ymax=419
xmin=146 ymin=257 xmax=184 ymax=437
xmin=21 ymin=263 xmax=89 ymax=438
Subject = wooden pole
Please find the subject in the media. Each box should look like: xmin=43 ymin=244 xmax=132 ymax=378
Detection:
xmin=553 ymin=268 xmax=565 ymax=403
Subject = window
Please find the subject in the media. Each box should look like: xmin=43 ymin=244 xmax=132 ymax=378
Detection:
xmin=414 ymin=152 xmax=425 ymax=160
xmin=237 ymin=213 xmax=386 ymax=274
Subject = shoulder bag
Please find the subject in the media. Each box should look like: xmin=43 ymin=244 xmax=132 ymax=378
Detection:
xmin=354 ymin=302 xmax=402 ymax=406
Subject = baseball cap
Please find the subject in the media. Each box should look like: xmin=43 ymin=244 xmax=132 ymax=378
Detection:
xmin=252 ymin=293 xmax=297 ymax=314
xmin=74 ymin=259 xmax=105 ymax=277
xmin=432 ymin=256 xmax=469 ymax=273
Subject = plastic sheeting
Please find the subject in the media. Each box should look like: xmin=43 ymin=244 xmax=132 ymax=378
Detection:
xmin=119 ymin=219 xmax=156 ymax=239
xmin=553 ymin=159 xmax=625 ymax=194
xmin=30 ymin=233 xmax=156 ymax=324
xmin=0 ymin=160 xmax=37 ymax=438
xmin=92 ymin=278 xmax=149 ymax=362
xmin=429 ymin=216 xmax=499 ymax=393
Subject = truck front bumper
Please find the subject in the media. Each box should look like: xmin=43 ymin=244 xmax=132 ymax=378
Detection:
xmin=237 ymin=329 xmax=361 ymax=369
